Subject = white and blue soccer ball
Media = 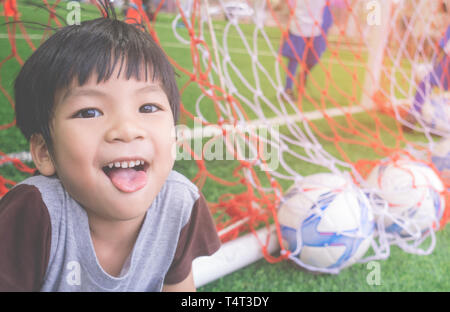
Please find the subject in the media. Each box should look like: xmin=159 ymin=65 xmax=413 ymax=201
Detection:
xmin=366 ymin=159 xmax=445 ymax=237
xmin=277 ymin=173 xmax=375 ymax=273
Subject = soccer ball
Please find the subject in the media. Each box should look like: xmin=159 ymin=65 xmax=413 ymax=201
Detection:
xmin=277 ymin=173 xmax=375 ymax=273
xmin=366 ymin=159 xmax=445 ymax=236
xmin=420 ymin=93 xmax=450 ymax=135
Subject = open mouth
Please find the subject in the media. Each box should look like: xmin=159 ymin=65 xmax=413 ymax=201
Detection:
xmin=101 ymin=161 xmax=150 ymax=193
xmin=101 ymin=162 xmax=149 ymax=176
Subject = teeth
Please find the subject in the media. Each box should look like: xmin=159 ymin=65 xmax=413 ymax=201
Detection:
xmin=107 ymin=160 xmax=145 ymax=169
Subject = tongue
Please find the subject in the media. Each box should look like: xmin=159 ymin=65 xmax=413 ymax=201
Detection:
xmin=107 ymin=168 xmax=147 ymax=193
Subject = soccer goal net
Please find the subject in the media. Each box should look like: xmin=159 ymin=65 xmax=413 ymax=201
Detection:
xmin=0 ymin=0 xmax=449 ymax=285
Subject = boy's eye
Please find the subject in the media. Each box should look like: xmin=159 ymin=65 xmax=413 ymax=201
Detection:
xmin=140 ymin=104 xmax=161 ymax=113
xmin=74 ymin=108 xmax=103 ymax=118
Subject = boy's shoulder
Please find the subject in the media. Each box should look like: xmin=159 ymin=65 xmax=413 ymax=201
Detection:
xmin=17 ymin=174 xmax=64 ymax=189
xmin=0 ymin=176 xmax=54 ymax=291
xmin=15 ymin=174 xmax=66 ymax=207
xmin=156 ymin=170 xmax=202 ymax=220
xmin=164 ymin=170 xmax=199 ymax=194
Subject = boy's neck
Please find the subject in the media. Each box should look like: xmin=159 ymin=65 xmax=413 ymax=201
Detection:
xmin=87 ymin=212 xmax=146 ymax=276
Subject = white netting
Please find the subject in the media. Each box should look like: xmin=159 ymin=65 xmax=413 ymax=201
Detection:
xmin=169 ymin=0 xmax=449 ymax=273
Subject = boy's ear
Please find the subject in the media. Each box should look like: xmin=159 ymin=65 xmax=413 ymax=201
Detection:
xmin=30 ymin=134 xmax=56 ymax=176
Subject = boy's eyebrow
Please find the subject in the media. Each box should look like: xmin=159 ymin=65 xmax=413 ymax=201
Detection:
xmin=61 ymin=84 xmax=164 ymax=104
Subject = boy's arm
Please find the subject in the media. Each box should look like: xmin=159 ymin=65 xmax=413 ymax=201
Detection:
xmin=162 ymin=268 xmax=196 ymax=292
xmin=0 ymin=184 xmax=51 ymax=291
xmin=162 ymin=193 xmax=221 ymax=291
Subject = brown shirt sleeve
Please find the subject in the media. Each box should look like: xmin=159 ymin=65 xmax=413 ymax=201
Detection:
xmin=164 ymin=192 xmax=221 ymax=285
xmin=0 ymin=184 xmax=52 ymax=291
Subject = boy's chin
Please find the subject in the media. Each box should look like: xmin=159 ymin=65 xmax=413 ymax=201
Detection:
xmin=82 ymin=187 xmax=154 ymax=222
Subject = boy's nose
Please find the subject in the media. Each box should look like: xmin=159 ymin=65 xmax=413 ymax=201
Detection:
xmin=105 ymin=118 xmax=146 ymax=143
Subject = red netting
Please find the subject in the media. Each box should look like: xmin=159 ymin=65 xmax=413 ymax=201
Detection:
xmin=0 ymin=0 xmax=449 ymax=263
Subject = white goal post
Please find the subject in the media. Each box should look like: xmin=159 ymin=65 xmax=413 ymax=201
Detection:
xmin=192 ymin=224 xmax=279 ymax=288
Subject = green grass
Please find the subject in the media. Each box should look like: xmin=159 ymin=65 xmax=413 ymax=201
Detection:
xmin=200 ymin=229 xmax=450 ymax=291
xmin=0 ymin=1 xmax=449 ymax=292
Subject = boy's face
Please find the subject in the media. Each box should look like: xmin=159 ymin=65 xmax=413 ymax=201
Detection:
xmin=48 ymin=66 xmax=176 ymax=222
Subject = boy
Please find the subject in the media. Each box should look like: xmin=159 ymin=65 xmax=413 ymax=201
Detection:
xmin=0 ymin=16 xmax=220 ymax=291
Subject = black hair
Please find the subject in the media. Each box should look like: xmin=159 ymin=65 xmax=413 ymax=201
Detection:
xmin=14 ymin=16 xmax=180 ymax=154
